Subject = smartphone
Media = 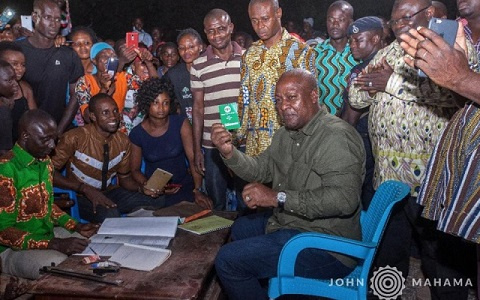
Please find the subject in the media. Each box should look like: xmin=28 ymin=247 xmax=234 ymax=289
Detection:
xmin=106 ymin=57 xmax=119 ymax=78
xmin=165 ymin=183 xmax=182 ymax=189
xmin=418 ymin=18 xmax=458 ymax=77
xmin=20 ymin=15 xmax=33 ymax=32
xmin=0 ymin=8 xmax=14 ymax=31
xmin=126 ymin=32 xmax=139 ymax=48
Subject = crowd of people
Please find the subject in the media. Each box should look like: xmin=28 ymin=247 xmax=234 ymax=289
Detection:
xmin=0 ymin=0 xmax=479 ymax=299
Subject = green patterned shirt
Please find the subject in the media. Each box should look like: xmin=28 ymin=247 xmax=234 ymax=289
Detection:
xmin=314 ymin=39 xmax=357 ymax=116
xmin=0 ymin=144 xmax=76 ymax=253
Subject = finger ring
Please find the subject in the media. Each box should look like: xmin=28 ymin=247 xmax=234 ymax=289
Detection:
xmin=245 ymin=196 xmax=251 ymax=202
xmin=368 ymin=81 xmax=373 ymax=87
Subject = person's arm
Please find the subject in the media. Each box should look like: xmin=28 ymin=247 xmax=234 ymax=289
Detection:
xmin=400 ymin=25 xmax=480 ymax=104
xmin=130 ymin=142 xmax=147 ymax=187
xmin=192 ymin=89 xmax=205 ymax=176
xmin=136 ymin=48 xmax=158 ymax=79
xmin=211 ymin=123 xmax=273 ymax=183
xmin=117 ymin=44 xmax=137 ymax=72
xmin=341 ymin=100 xmax=365 ymax=127
xmin=19 ymin=81 xmax=37 ymax=109
xmin=180 ymin=119 xmax=213 ymax=209
xmin=57 ymin=82 xmax=79 ymax=134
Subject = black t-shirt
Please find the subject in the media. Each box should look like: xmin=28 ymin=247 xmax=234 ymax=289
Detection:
xmin=16 ymin=39 xmax=84 ymax=124
xmin=164 ymin=62 xmax=193 ymax=123
xmin=0 ymin=106 xmax=12 ymax=151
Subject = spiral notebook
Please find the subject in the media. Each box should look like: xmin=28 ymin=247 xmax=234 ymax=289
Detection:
xmin=178 ymin=215 xmax=233 ymax=235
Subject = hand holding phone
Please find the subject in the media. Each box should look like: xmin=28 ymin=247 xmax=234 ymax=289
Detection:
xmin=106 ymin=57 xmax=119 ymax=79
xmin=418 ymin=18 xmax=458 ymax=77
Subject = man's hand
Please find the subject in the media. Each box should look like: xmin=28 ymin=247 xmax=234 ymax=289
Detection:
xmin=80 ymin=185 xmax=117 ymax=214
xmin=118 ymin=44 xmax=137 ymax=68
xmin=354 ymin=58 xmax=393 ymax=93
xmin=54 ymin=35 xmax=67 ymax=48
xmin=48 ymin=237 xmax=89 ymax=255
xmin=135 ymin=47 xmax=153 ymax=62
xmin=399 ymin=25 xmax=470 ymax=90
xmin=211 ymin=123 xmax=234 ymax=159
xmin=194 ymin=190 xmax=213 ymax=210
xmin=75 ymin=223 xmax=99 ymax=238
xmin=242 ymin=183 xmax=278 ymax=209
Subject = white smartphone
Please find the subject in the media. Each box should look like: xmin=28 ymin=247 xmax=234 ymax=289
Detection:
xmin=20 ymin=15 xmax=33 ymax=32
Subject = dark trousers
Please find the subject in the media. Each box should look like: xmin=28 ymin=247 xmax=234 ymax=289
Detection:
xmin=77 ymin=187 xmax=166 ymax=223
xmin=215 ymin=211 xmax=353 ymax=300
xmin=374 ymin=196 xmax=475 ymax=299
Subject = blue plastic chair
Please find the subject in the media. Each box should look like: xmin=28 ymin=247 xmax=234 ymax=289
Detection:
xmin=268 ymin=180 xmax=410 ymax=300
xmin=53 ymin=187 xmax=89 ymax=224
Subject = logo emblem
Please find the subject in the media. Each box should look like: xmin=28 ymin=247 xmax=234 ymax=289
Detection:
xmin=370 ymin=266 xmax=406 ymax=300
xmin=352 ymin=25 xmax=359 ymax=33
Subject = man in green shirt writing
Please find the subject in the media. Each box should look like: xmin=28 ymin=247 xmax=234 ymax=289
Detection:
xmin=0 ymin=109 xmax=97 ymax=279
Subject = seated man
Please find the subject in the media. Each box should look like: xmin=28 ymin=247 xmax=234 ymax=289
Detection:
xmin=212 ymin=69 xmax=365 ymax=299
xmin=52 ymin=93 xmax=165 ymax=223
xmin=0 ymin=109 xmax=97 ymax=280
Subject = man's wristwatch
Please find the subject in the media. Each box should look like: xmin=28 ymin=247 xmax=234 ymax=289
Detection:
xmin=277 ymin=192 xmax=287 ymax=208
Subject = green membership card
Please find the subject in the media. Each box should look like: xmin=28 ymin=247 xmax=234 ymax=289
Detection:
xmin=219 ymin=103 xmax=240 ymax=130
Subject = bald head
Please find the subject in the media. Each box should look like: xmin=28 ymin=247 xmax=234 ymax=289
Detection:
xmin=249 ymin=0 xmax=280 ymax=10
xmin=328 ymin=1 xmax=354 ymax=19
xmin=279 ymin=69 xmax=318 ymax=93
xmin=18 ymin=109 xmax=56 ymax=136
xmin=204 ymin=8 xmax=231 ymax=25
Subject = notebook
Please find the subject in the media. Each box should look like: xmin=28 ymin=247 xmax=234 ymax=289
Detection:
xmin=178 ymin=215 xmax=234 ymax=235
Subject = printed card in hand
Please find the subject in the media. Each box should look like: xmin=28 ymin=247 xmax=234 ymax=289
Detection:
xmin=145 ymin=168 xmax=173 ymax=191
xmin=219 ymin=103 xmax=240 ymax=130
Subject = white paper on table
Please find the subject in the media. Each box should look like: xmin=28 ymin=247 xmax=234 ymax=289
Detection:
xmin=98 ymin=217 xmax=178 ymax=237
xmin=89 ymin=234 xmax=171 ymax=249
xmin=74 ymin=242 xmax=123 ymax=256
xmin=109 ymin=243 xmax=171 ymax=271
xmin=126 ymin=208 xmax=155 ymax=217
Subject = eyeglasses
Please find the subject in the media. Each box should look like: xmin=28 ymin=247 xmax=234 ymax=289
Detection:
xmin=388 ymin=6 xmax=430 ymax=28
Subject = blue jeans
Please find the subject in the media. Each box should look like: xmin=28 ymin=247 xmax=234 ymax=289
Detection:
xmin=215 ymin=212 xmax=354 ymax=300
xmin=203 ymin=147 xmax=232 ymax=210
xmin=77 ymin=187 xmax=166 ymax=223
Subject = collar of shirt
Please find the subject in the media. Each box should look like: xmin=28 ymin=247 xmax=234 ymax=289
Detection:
xmin=12 ymin=143 xmax=49 ymax=167
xmin=85 ymin=123 xmax=115 ymax=144
xmin=252 ymin=28 xmax=294 ymax=50
xmin=205 ymin=41 xmax=244 ymax=60
xmin=317 ymin=38 xmax=352 ymax=55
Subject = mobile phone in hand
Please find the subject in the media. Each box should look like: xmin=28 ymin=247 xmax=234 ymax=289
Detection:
xmin=126 ymin=32 xmax=139 ymax=48
xmin=418 ymin=18 xmax=458 ymax=77
xmin=165 ymin=183 xmax=182 ymax=189
xmin=106 ymin=57 xmax=119 ymax=78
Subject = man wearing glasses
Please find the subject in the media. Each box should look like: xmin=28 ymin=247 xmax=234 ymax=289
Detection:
xmin=349 ymin=0 xmax=477 ymax=298
xmin=16 ymin=0 xmax=84 ymax=135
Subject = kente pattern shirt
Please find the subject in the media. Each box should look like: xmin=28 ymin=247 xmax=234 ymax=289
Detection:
xmin=0 ymin=145 xmax=76 ymax=253
xmin=348 ymin=41 xmax=479 ymax=196
xmin=314 ymin=39 xmax=357 ymax=116
xmin=237 ymin=29 xmax=317 ymax=156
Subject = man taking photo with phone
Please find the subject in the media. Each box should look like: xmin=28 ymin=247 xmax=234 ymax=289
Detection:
xmin=348 ymin=0 xmax=477 ymax=298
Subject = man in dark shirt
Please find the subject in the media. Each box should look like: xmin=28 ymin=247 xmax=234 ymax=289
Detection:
xmin=16 ymin=0 xmax=83 ymax=134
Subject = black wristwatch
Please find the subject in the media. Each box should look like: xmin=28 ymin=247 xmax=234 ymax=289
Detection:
xmin=277 ymin=191 xmax=286 ymax=208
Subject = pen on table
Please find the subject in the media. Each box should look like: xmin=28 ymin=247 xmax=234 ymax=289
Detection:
xmin=184 ymin=209 xmax=211 ymax=223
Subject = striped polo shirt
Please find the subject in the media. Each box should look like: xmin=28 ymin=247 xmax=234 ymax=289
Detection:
xmin=190 ymin=42 xmax=243 ymax=148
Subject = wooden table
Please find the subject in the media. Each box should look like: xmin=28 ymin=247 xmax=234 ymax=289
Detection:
xmin=30 ymin=202 xmax=236 ymax=300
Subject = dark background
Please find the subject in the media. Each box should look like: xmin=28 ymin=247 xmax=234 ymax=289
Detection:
xmin=4 ymin=0 xmax=458 ymax=42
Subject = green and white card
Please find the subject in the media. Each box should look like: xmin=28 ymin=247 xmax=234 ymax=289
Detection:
xmin=219 ymin=103 xmax=240 ymax=130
